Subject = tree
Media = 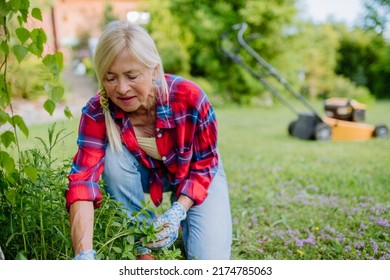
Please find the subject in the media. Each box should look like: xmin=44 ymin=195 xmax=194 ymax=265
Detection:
xmin=1 ymin=0 xmax=68 ymax=160
xmin=362 ymin=0 xmax=390 ymax=36
xmin=336 ymin=25 xmax=390 ymax=99
xmin=144 ymin=0 xmax=300 ymax=104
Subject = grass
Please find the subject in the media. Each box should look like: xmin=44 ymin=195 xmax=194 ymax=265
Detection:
xmin=217 ymin=100 xmax=390 ymax=259
xmin=13 ymin=100 xmax=390 ymax=260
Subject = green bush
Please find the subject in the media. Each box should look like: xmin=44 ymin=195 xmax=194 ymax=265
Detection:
xmin=327 ymin=75 xmax=375 ymax=105
xmin=9 ymin=56 xmax=66 ymax=101
xmin=0 ymin=124 xmax=183 ymax=260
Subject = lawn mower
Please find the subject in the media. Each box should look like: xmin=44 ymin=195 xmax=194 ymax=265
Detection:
xmin=220 ymin=23 xmax=388 ymax=141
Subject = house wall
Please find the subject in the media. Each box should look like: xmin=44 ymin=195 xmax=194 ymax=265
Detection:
xmin=39 ymin=0 xmax=141 ymax=61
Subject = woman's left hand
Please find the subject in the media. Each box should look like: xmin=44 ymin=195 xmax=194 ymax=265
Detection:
xmin=147 ymin=202 xmax=187 ymax=249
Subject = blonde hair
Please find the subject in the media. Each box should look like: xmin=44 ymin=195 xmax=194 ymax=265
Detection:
xmin=93 ymin=20 xmax=168 ymax=152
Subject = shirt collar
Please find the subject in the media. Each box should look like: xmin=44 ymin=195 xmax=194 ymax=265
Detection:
xmin=110 ymin=99 xmax=176 ymax=129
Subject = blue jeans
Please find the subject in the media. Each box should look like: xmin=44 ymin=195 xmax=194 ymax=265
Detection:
xmin=102 ymin=144 xmax=232 ymax=260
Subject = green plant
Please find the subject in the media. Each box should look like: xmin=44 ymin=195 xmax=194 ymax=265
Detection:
xmin=328 ymin=75 xmax=375 ymax=105
xmin=0 ymin=0 xmax=72 ymax=259
xmin=9 ymin=55 xmax=66 ymax=100
xmin=0 ymin=123 xmax=184 ymax=260
xmin=0 ymin=124 xmax=73 ymax=259
xmin=0 ymin=0 xmax=70 ymax=176
xmin=94 ymin=198 xmax=183 ymax=260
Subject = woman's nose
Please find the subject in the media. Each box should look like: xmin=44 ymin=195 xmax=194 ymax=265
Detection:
xmin=116 ymin=78 xmax=130 ymax=94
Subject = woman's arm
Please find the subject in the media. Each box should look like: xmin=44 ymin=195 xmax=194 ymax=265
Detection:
xmin=69 ymin=201 xmax=94 ymax=256
xmin=177 ymin=195 xmax=194 ymax=211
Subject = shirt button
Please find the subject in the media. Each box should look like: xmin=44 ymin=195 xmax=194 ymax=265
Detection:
xmin=161 ymin=156 xmax=166 ymax=161
xmin=157 ymin=133 xmax=162 ymax=138
xmin=156 ymin=128 xmax=160 ymax=131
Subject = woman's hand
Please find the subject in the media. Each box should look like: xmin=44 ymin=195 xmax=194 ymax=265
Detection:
xmin=73 ymin=249 xmax=96 ymax=260
xmin=147 ymin=201 xmax=187 ymax=249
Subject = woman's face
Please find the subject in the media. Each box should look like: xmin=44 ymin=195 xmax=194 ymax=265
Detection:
xmin=103 ymin=48 xmax=155 ymax=113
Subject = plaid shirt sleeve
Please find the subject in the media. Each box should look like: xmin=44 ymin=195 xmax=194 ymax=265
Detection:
xmin=65 ymin=95 xmax=106 ymax=210
xmin=167 ymin=77 xmax=219 ymax=205
xmin=178 ymin=99 xmax=218 ymax=205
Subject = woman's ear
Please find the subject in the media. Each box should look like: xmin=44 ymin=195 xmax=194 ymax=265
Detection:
xmin=152 ymin=65 xmax=159 ymax=79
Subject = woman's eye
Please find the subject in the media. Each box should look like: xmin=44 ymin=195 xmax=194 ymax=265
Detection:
xmin=106 ymin=77 xmax=116 ymax=83
xmin=127 ymin=75 xmax=138 ymax=80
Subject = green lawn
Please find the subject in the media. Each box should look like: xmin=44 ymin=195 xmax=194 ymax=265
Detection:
xmin=217 ymin=101 xmax=390 ymax=259
xmin=14 ymin=100 xmax=390 ymax=259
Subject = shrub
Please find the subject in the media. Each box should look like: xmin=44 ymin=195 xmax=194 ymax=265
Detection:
xmin=327 ymin=75 xmax=375 ymax=105
xmin=0 ymin=124 xmax=183 ymax=260
xmin=9 ymin=56 xmax=66 ymax=101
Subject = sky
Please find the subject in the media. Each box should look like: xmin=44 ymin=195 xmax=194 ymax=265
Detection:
xmin=299 ymin=0 xmax=365 ymax=26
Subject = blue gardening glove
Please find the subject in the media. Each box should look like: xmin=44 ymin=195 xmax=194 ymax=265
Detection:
xmin=148 ymin=202 xmax=186 ymax=249
xmin=73 ymin=249 xmax=96 ymax=260
xmin=137 ymin=246 xmax=152 ymax=255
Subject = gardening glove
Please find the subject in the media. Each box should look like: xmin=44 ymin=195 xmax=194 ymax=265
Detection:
xmin=137 ymin=246 xmax=152 ymax=255
xmin=147 ymin=202 xmax=186 ymax=249
xmin=136 ymin=246 xmax=157 ymax=260
xmin=73 ymin=249 xmax=96 ymax=260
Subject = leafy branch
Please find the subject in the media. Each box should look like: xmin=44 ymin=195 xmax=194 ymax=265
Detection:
xmin=0 ymin=0 xmax=70 ymax=182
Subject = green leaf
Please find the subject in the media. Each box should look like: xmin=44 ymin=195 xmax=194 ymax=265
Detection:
xmin=28 ymin=42 xmax=39 ymax=57
xmin=126 ymin=235 xmax=135 ymax=244
xmin=55 ymin=52 xmax=64 ymax=71
xmin=51 ymin=86 xmax=64 ymax=102
xmin=5 ymin=189 xmax=16 ymax=205
xmin=64 ymin=106 xmax=73 ymax=119
xmin=15 ymin=27 xmax=30 ymax=44
xmin=15 ymin=252 xmax=28 ymax=260
xmin=12 ymin=45 xmax=28 ymax=63
xmin=42 ymin=52 xmax=63 ymax=77
xmin=31 ymin=7 xmax=42 ymax=21
xmin=43 ymin=99 xmax=56 ymax=115
xmin=30 ymin=28 xmax=47 ymax=43
xmin=0 ymin=111 xmax=10 ymax=126
xmin=140 ymin=209 xmax=150 ymax=218
xmin=0 ymin=40 xmax=9 ymax=55
xmin=112 ymin=222 xmax=122 ymax=228
xmin=19 ymin=0 xmax=30 ymax=22
xmin=24 ymin=165 xmax=38 ymax=183
xmin=44 ymin=83 xmax=52 ymax=93
xmin=11 ymin=115 xmax=29 ymax=137
xmin=9 ymin=0 xmax=21 ymax=11
xmin=0 ymin=151 xmax=16 ymax=175
xmin=112 ymin=247 xmax=122 ymax=253
xmin=1 ymin=131 xmax=16 ymax=148
xmin=0 ymin=84 xmax=11 ymax=108
xmin=28 ymin=28 xmax=47 ymax=57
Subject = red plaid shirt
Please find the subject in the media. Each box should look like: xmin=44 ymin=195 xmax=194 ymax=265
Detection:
xmin=65 ymin=74 xmax=219 ymax=209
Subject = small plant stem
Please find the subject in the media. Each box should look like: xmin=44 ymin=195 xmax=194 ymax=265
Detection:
xmin=39 ymin=196 xmax=46 ymax=259
xmin=0 ymin=17 xmax=23 ymax=169
xmin=20 ymin=197 xmax=27 ymax=254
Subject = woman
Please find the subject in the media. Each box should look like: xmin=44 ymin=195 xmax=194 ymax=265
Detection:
xmin=65 ymin=20 xmax=232 ymax=260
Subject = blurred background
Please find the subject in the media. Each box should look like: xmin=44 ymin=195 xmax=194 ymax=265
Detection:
xmin=15 ymin=0 xmax=388 ymax=114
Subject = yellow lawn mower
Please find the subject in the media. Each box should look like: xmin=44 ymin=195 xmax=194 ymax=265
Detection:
xmin=221 ymin=23 xmax=388 ymax=141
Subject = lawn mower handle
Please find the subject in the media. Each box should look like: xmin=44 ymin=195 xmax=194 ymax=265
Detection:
xmin=221 ymin=22 xmax=323 ymax=121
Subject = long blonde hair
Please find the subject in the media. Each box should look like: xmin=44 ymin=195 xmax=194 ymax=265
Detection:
xmin=93 ymin=20 xmax=168 ymax=152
